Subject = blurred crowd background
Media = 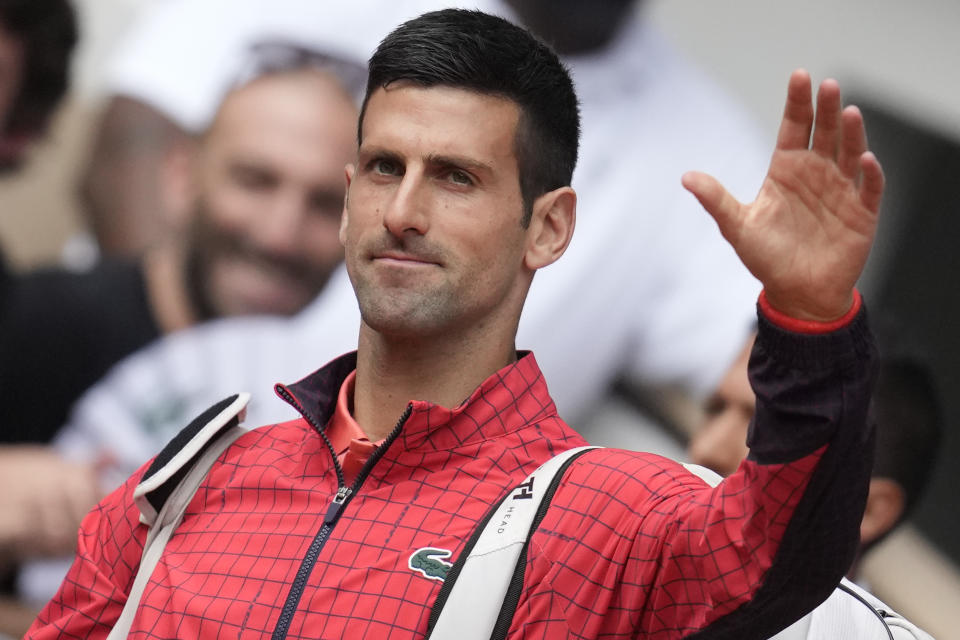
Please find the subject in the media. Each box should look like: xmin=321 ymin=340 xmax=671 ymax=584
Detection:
xmin=1 ymin=0 xmax=957 ymax=637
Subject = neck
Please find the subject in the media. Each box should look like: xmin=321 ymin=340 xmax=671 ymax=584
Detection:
xmin=143 ymin=242 xmax=199 ymax=334
xmin=352 ymin=322 xmax=518 ymax=441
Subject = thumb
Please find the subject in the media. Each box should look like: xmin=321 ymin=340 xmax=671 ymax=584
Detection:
xmin=681 ymin=171 xmax=741 ymax=238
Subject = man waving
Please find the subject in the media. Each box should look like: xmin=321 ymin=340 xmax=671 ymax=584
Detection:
xmin=30 ymin=9 xmax=882 ymax=639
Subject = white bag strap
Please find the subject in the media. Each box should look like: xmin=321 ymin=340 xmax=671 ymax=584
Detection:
xmin=428 ymin=454 xmax=722 ymax=640
xmin=107 ymin=421 xmax=248 ymax=640
xmin=428 ymin=445 xmax=598 ymax=640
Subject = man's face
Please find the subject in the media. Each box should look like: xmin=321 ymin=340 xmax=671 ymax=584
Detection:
xmin=341 ymin=83 xmax=532 ymax=339
xmin=0 ymin=20 xmax=26 ymax=172
xmin=186 ymin=70 xmax=358 ymax=318
xmin=688 ymin=339 xmax=754 ymax=477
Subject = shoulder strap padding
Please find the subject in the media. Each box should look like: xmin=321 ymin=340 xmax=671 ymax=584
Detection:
xmin=134 ymin=392 xmax=250 ymax=526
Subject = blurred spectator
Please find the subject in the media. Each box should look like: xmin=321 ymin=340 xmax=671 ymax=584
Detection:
xmin=0 ymin=43 xmax=363 ymax=446
xmin=0 ymin=0 xmax=77 ymax=290
xmin=80 ymin=0 xmax=426 ymax=256
xmin=0 ymin=0 xmax=78 ymax=634
xmin=687 ymin=336 xmax=756 ymax=477
xmin=0 ymin=0 xmax=78 ymax=553
xmin=0 ymin=0 xmax=76 ymax=174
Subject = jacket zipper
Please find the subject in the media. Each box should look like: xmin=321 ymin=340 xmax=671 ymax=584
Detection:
xmin=272 ymin=385 xmax=412 ymax=640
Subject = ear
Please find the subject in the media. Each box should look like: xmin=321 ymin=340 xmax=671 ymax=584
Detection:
xmin=340 ymin=163 xmax=355 ymax=247
xmin=860 ymin=477 xmax=906 ymax=545
xmin=160 ymin=136 xmax=199 ymax=232
xmin=523 ymin=186 xmax=576 ymax=270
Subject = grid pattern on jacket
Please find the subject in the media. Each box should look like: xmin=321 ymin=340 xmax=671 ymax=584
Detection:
xmin=29 ymin=313 xmax=875 ymax=640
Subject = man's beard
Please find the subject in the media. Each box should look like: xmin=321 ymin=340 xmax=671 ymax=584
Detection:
xmin=183 ymin=201 xmax=339 ymax=320
xmin=183 ymin=240 xmax=220 ymax=322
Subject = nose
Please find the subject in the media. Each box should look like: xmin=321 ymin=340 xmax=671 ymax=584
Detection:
xmin=382 ymin=172 xmax=429 ymax=238
xmin=256 ymin=191 xmax=305 ymax=257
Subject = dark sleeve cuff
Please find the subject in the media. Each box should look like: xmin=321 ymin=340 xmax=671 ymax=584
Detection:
xmin=754 ymin=291 xmax=874 ymax=376
xmin=747 ymin=297 xmax=876 ymax=465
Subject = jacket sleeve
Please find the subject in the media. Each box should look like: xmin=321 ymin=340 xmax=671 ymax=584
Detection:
xmin=519 ymin=304 xmax=876 ymax=640
xmin=26 ymin=467 xmax=149 ymax=639
xmin=663 ymin=304 xmax=877 ymax=639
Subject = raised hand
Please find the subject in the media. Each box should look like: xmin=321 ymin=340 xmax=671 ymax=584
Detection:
xmin=682 ymin=69 xmax=885 ymax=322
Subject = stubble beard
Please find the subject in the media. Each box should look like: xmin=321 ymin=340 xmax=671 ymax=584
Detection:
xmin=352 ymin=271 xmax=464 ymax=340
xmin=347 ymin=229 xmax=462 ymax=339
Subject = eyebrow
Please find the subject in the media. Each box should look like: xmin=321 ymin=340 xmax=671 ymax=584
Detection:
xmin=356 ymin=146 xmax=403 ymax=168
xmin=425 ymin=153 xmax=493 ymax=176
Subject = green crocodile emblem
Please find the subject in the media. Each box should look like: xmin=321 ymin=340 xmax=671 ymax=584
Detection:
xmin=408 ymin=547 xmax=453 ymax=581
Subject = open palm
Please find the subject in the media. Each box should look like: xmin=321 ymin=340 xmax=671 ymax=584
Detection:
xmin=683 ymin=70 xmax=885 ymax=322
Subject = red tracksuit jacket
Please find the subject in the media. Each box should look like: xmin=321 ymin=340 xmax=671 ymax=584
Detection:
xmin=29 ymin=308 xmax=876 ymax=639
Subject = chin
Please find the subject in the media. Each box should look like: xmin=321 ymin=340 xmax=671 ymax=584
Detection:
xmin=360 ymin=306 xmax=448 ymax=339
xmin=362 ymin=312 xmax=425 ymax=337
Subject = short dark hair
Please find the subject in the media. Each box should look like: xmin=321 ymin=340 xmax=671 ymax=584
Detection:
xmin=360 ymin=8 xmax=580 ymax=226
xmin=871 ymin=356 xmax=943 ymax=522
xmin=0 ymin=0 xmax=78 ymax=139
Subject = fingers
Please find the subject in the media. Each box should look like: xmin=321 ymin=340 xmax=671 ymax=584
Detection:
xmin=775 ymin=69 xmax=814 ymax=151
xmin=811 ymin=78 xmax=842 ymax=158
xmin=837 ymin=106 xmax=868 ymax=179
xmin=778 ymin=72 xmax=863 ymax=164
xmin=780 ymin=69 xmax=875 ymax=190
xmin=681 ymin=171 xmax=742 ymax=237
xmin=859 ymin=151 xmax=885 ymax=214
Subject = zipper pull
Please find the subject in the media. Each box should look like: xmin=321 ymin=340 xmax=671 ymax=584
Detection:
xmin=324 ymin=486 xmax=352 ymax=525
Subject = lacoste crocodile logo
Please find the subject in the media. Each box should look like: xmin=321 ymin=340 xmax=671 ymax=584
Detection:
xmin=408 ymin=547 xmax=453 ymax=581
